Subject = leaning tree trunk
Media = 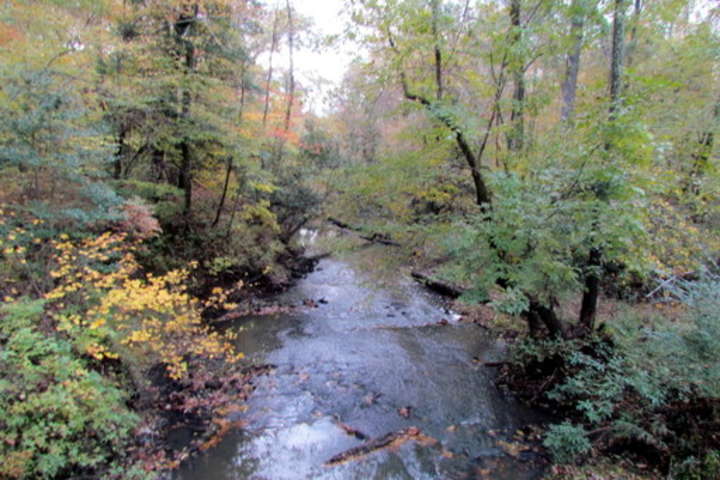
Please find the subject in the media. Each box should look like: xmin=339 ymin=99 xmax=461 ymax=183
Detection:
xmin=388 ymin=5 xmax=566 ymax=338
xmin=213 ymin=61 xmax=248 ymax=228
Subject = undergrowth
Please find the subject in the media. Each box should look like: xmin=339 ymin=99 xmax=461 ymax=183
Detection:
xmin=504 ymin=270 xmax=720 ymax=479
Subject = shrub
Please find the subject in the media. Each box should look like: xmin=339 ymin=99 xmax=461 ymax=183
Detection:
xmin=0 ymin=212 xmax=245 ymax=478
xmin=509 ymin=268 xmax=720 ymax=473
xmin=671 ymin=450 xmax=720 ymax=480
xmin=0 ymin=300 xmax=144 ymax=480
xmin=543 ymin=422 xmax=592 ymax=464
xmin=45 ymin=232 xmax=242 ymax=382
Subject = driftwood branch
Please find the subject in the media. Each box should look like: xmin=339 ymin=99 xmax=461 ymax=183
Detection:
xmin=325 ymin=427 xmax=436 ymax=467
xmin=327 ymin=217 xmax=402 ymax=247
xmin=410 ymin=271 xmax=464 ymax=298
xmin=483 ymin=361 xmax=509 ymax=368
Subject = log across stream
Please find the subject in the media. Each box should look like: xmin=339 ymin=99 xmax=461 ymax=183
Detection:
xmin=174 ymin=244 xmax=547 ymax=479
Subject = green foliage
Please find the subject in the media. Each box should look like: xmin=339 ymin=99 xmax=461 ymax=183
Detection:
xmin=441 ymin=165 xmax=650 ymax=313
xmin=204 ymin=255 xmax=236 ymax=277
xmin=543 ymin=422 xmax=592 ymax=464
xmin=270 ymin=167 xmax=322 ymax=241
xmin=510 ymin=270 xmax=720 ymax=471
xmin=111 ymin=180 xmax=182 ymax=203
xmin=0 ymin=66 xmax=121 ymax=225
xmin=0 ymin=299 xmax=142 ymax=480
xmin=604 ymin=270 xmax=720 ymax=401
xmin=671 ymin=450 xmax=720 ymax=480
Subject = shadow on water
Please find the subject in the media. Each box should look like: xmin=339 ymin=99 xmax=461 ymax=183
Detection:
xmin=175 ymin=240 xmax=547 ymax=480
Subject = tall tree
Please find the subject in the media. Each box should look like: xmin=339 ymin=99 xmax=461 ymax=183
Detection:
xmin=262 ymin=6 xmax=279 ymax=128
xmin=560 ymin=0 xmax=593 ymax=123
xmin=578 ymin=0 xmax=627 ymax=331
xmin=507 ymin=0 xmax=525 ymax=151
xmin=284 ymin=0 xmax=296 ymax=132
xmin=175 ymin=3 xmax=200 ymax=216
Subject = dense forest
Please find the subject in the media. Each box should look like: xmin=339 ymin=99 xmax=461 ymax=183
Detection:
xmin=0 ymin=0 xmax=719 ymax=479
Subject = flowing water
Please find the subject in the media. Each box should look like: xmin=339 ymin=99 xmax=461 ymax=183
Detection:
xmin=175 ymin=240 xmax=545 ymax=480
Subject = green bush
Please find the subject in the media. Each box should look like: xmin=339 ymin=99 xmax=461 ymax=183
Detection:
xmin=0 ymin=299 xmax=144 ymax=479
xmin=511 ymin=268 xmax=720 ymax=472
xmin=543 ymin=422 xmax=592 ymax=464
xmin=671 ymin=450 xmax=720 ymax=480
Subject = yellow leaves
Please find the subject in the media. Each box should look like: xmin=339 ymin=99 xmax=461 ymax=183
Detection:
xmin=123 ymin=329 xmax=153 ymax=345
xmin=642 ymin=197 xmax=717 ymax=275
xmin=42 ymin=230 xmax=241 ymax=380
xmin=85 ymin=343 xmax=119 ymax=361
xmin=89 ymin=318 xmax=106 ymax=329
xmin=56 ymin=313 xmax=82 ymax=332
xmin=44 ymin=289 xmax=66 ymax=301
xmin=250 ymin=181 xmax=277 ymax=194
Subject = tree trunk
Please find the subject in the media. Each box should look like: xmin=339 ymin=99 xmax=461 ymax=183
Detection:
xmin=152 ymin=148 xmax=167 ymax=183
xmin=179 ymin=140 xmax=193 ymax=215
xmin=431 ymin=0 xmax=443 ymax=101
xmin=213 ymin=157 xmax=233 ymax=228
xmin=578 ymin=0 xmax=626 ymax=331
xmin=578 ymin=246 xmax=601 ymax=330
xmin=527 ymin=299 xmax=566 ymax=338
xmin=262 ymin=8 xmax=279 ymax=128
xmin=175 ymin=4 xmax=198 ymax=217
xmin=560 ymin=0 xmax=587 ymax=123
xmin=507 ymin=0 xmax=525 ymax=152
xmin=225 ymin=167 xmax=247 ymax=237
xmin=213 ymin=61 xmax=248 ymax=228
xmin=608 ymin=0 xmax=626 ymax=119
xmin=686 ymin=98 xmax=719 ymax=195
xmin=284 ymin=0 xmax=295 ymax=132
xmin=387 ymin=29 xmax=494 ymax=207
xmin=624 ymin=0 xmax=643 ymax=71
xmin=114 ymin=126 xmax=128 ymax=179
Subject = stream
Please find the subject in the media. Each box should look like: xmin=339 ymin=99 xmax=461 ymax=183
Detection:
xmin=175 ymin=240 xmax=546 ymax=480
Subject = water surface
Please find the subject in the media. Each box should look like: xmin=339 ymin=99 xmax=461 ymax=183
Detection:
xmin=176 ymin=245 xmax=545 ymax=479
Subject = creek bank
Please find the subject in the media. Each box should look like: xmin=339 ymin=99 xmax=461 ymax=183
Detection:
xmin=132 ymin=248 xmax=328 ymax=475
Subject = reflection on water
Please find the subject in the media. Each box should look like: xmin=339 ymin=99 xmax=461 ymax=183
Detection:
xmin=175 ymin=245 xmax=545 ymax=480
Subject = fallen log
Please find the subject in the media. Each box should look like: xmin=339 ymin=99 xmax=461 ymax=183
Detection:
xmin=332 ymin=416 xmax=369 ymax=441
xmin=306 ymin=252 xmax=332 ymax=262
xmin=324 ymin=427 xmax=437 ymax=467
xmin=327 ymin=217 xmax=402 ymax=247
xmin=483 ymin=361 xmax=509 ymax=368
xmin=410 ymin=271 xmax=464 ymax=298
xmin=327 ymin=217 xmax=352 ymax=230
